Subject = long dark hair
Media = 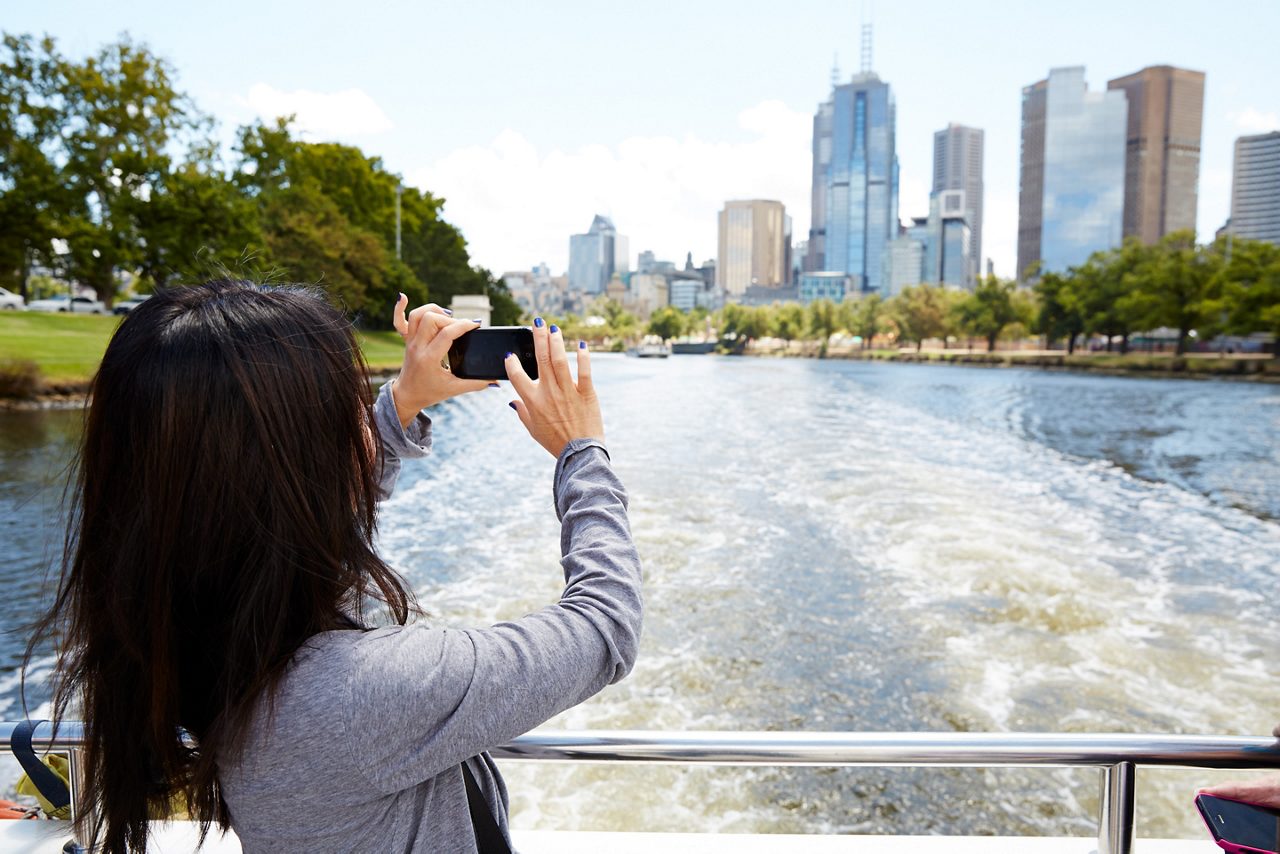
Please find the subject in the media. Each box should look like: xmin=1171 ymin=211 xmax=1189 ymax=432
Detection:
xmin=26 ymin=280 xmax=416 ymax=852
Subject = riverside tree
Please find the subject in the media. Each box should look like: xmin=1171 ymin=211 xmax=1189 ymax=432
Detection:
xmin=0 ymin=31 xmax=514 ymax=324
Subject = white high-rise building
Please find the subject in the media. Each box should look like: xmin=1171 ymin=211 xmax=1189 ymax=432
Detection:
xmin=1229 ymin=131 xmax=1280 ymax=246
xmin=932 ymin=124 xmax=984 ymax=284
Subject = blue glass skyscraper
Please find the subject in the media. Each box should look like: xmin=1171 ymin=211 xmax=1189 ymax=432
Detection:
xmin=808 ymin=70 xmax=899 ymax=294
xmin=1017 ymin=67 xmax=1128 ymax=278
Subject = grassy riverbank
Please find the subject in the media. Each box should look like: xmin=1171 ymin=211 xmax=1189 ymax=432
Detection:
xmin=0 ymin=313 xmax=408 ymax=399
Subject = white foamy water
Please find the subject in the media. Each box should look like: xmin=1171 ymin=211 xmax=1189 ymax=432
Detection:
xmin=3 ymin=356 xmax=1278 ymax=837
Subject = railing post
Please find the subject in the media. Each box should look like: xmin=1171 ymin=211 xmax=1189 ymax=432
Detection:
xmin=64 ymin=745 xmax=98 ymax=853
xmin=1097 ymin=761 xmax=1135 ymax=854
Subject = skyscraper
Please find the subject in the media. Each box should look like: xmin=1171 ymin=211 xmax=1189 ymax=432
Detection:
xmin=807 ymin=44 xmax=899 ymax=294
xmin=1229 ymin=131 xmax=1280 ymax=246
xmin=568 ymin=215 xmax=627 ymax=294
xmin=932 ymin=124 xmax=984 ymax=283
xmin=1107 ymin=65 xmax=1206 ymax=244
xmin=717 ymin=199 xmax=788 ymax=297
xmin=1017 ymin=67 xmax=1127 ymax=278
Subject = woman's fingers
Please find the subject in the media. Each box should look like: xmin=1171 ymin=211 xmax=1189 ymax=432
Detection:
xmin=548 ymin=325 xmax=574 ymax=388
xmin=449 ymin=377 xmax=494 ymax=396
xmin=532 ymin=319 xmax=555 ymax=386
xmin=574 ymin=340 xmax=593 ymax=395
xmin=504 ymin=351 xmax=537 ymax=401
xmin=423 ymin=318 xmax=482 ymax=362
xmin=393 ymin=293 xmax=410 ymax=339
xmin=1201 ymin=777 xmax=1280 ymax=809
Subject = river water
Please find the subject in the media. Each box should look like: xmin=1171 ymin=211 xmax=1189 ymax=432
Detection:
xmin=2 ymin=356 xmax=1279 ymax=839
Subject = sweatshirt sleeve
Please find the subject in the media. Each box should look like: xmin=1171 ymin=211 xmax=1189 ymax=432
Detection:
xmin=346 ymin=440 xmax=643 ymax=795
xmin=374 ymin=380 xmax=432 ymax=501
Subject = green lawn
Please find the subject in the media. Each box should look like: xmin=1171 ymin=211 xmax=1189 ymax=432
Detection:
xmin=0 ymin=312 xmax=408 ymax=388
xmin=0 ymin=311 xmax=121 ymax=383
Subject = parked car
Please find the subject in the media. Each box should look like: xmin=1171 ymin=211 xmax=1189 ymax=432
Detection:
xmin=0 ymin=287 xmax=24 ymax=310
xmin=25 ymin=295 xmax=107 ymax=314
xmin=113 ymin=295 xmax=151 ymax=315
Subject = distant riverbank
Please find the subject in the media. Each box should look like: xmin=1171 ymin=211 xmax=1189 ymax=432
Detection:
xmin=731 ymin=343 xmax=1280 ymax=383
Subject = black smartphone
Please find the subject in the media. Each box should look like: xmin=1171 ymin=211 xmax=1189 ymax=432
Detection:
xmin=447 ymin=326 xmax=538 ymax=381
xmin=1196 ymin=793 xmax=1280 ymax=853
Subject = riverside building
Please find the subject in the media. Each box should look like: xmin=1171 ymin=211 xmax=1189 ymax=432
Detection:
xmin=806 ymin=30 xmax=900 ymax=295
xmin=569 ymin=215 xmax=628 ymax=294
xmin=1107 ymin=65 xmax=1206 ymax=244
xmin=1017 ymin=67 xmax=1128 ymax=279
xmin=932 ymin=123 xmax=984 ymax=283
xmin=717 ymin=199 xmax=788 ymax=298
xmin=1228 ymin=131 xmax=1280 ymax=246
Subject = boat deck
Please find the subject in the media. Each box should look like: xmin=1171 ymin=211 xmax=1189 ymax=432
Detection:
xmin=0 ymin=823 xmax=1219 ymax=853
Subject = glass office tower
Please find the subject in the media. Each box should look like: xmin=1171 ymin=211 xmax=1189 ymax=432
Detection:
xmin=568 ymin=215 xmax=623 ymax=294
xmin=1019 ymin=67 xmax=1127 ymax=277
xmin=808 ymin=72 xmax=899 ymax=294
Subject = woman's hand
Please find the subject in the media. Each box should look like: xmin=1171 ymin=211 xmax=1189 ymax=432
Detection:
xmin=391 ymin=295 xmax=493 ymax=428
xmin=1201 ymin=776 xmax=1280 ymax=809
xmin=504 ymin=319 xmax=604 ymax=458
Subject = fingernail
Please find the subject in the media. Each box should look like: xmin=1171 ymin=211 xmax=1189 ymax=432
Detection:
xmin=550 ymin=324 xmax=559 ymax=334
xmin=508 ymin=402 xmax=517 ymax=410
xmin=505 ymin=352 xmax=514 ymax=359
xmin=442 ymin=308 xmax=453 ymax=316
xmin=488 ymin=382 xmax=500 ymax=388
xmin=579 ymin=340 xmax=586 ymax=349
xmin=534 ymin=317 xmax=544 ymax=328
xmin=471 ymin=318 xmax=482 ymax=323
xmin=398 ymin=292 xmax=406 ymax=302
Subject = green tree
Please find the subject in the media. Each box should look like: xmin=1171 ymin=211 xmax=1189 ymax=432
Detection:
xmin=55 ymin=36 xmax=210 ymax=305
xmin=1075 ymin=240 xmax=1149 ymax=353
xmin=891 ymin=285 xmax=948 ymax=352
xmin=846 ymin=293 xmax=885 ymax=350
xmin=806 ymin=299 xmax=839 ymax=357
xmin=1214 ymin=236 xmax=1280 ymax=350
xmin=955 ymin=277 xmax=1019 ymax=352
xmin=647 ymin=305 xmax=686 ymax=342
xmin=1033 ymin=270 xmax=1085 ymax=354
xmin=134 ymin=160 xmax=263 ymax=289
xmin=773 ymin=302 xmax=806 ymax=349
xmin=0 ymin=34 xmax=66 ymax=296
xmin=1126 ymin=231 xmax=1222 ymax=356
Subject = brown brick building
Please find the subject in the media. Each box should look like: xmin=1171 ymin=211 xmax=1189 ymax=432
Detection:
xmin=1106 ymin=66 xmax=1206 ymax=244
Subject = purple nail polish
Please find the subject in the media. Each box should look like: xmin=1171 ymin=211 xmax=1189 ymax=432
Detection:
xmin=579 ymin=340 xmax=587 ymax=349
xmin=442 ymin=308 xmax=453 ymax=315
xmin=472 ymin=318 xmax=482 ymax=323
xmin=488 ymin=382 xmax=500 ymax=388
xmin=505 ymin=352 xmax=514 ymax=359
xmin=508 ymin=402 xmax=517 ymax=410
xmin=534 ymin=317 xmax=544 ymax=328
xmin=550 ymin=324 xmax=559 ymax=334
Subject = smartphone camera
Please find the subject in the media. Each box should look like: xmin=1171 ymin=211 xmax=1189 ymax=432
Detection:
xmin=447 ymin=326 xmax=538 ymax=382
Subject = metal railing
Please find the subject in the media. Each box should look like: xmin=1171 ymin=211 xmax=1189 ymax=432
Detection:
xmin=4 ymin=721 xmax=1279 ymax=854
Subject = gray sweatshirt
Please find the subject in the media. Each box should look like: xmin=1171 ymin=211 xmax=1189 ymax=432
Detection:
xmin=217 ymin=385 xmax=643 ymax=852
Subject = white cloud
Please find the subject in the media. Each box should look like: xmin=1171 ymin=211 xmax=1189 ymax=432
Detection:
xmin=1228 ymin=107 xmax=1280 ymax=134
xmin=241 ymin=83 xmax=393 ymax=139
xmin=409 ymin=100 xmax=813 ymax=275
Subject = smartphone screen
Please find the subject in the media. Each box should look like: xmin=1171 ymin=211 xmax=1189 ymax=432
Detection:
xmin=1197 ymin=794 xmax=1280 ymax=853
xmin=447 ymin=326 xmax=538 ymax=381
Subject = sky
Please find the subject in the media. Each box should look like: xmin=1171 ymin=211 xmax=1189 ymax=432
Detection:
xmin=8 ymin=0 xmax=1279 ymax=280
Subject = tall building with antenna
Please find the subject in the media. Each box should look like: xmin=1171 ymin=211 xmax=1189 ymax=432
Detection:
xmin=806 ymin=24 xmax=899 ymax=295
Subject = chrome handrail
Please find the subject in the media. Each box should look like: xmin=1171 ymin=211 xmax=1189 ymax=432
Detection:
xmin=5 ymin=721 xmax=1279 ymax=854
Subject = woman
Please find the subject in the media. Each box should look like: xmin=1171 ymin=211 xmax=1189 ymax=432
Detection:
xmin=29 ymin=280 xmax=642 ymax=853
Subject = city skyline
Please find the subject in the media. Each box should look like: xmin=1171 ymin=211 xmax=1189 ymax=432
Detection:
xmin=6 ymin=1 xmax=1278 ymax=279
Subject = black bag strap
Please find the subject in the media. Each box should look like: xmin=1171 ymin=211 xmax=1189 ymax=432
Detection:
xmin=11 ymin=719 xmax=71 ymax=812
xmin=461 ymin=760 xmax=512 ymax=854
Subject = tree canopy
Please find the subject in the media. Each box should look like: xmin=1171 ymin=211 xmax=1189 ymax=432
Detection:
xmin=0 ymin=32 xmax=511 ymax=326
